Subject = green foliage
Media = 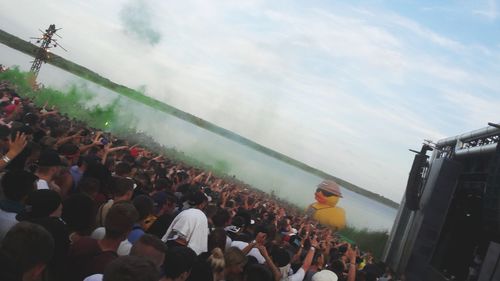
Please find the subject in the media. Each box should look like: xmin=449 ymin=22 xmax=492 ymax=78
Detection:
xmin=338 ymin=226 xmax=389 ymax=260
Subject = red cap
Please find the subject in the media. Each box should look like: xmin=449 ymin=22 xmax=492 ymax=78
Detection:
xmin=130 ymin=147 xmax=139 ymax=157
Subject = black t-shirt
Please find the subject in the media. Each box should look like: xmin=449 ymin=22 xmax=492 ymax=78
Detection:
xmin=147 ymin=213 xmax=174 ymax=239
xmin=67 ymin=237 xmax=118 ymax=281
xmin=363 ymin=263 xmax=384 ymax=281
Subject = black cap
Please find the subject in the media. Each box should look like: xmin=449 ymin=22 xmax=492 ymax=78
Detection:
xmin=23 ymin=112 xmax=39 ymax=126
xmin=236 ymin=210 xmax=253 ymax=226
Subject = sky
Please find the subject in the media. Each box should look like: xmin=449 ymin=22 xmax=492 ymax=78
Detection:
xmin=1 ymin=0 xmax=499 ymax=201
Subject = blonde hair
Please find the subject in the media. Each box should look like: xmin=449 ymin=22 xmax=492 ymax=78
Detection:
xmin=224 ymin=247 xmax=247 ymax=267
xmin=208 ymin=247 xmax=225 ymax=273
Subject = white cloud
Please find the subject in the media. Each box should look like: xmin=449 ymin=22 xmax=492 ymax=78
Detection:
xmin=474 ymin=0 xmax=498 ymax=20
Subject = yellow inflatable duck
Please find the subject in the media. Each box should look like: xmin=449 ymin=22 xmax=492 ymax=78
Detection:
xmin=307 ymin=180 xmax=346 ymax=230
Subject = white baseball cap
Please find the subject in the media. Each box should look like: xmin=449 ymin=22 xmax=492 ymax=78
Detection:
xmin=312 ymin=270 xmax=338 ymax=281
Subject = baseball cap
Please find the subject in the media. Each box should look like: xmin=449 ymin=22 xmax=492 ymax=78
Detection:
xmin=317 ymin=180 xmax=343 ymax=198
xmin=312 ymin=270 xmax=338 ymax=281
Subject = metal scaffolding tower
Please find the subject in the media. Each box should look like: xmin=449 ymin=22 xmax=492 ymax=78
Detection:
xmin=29 ymin=24 xmax=66 ymax=78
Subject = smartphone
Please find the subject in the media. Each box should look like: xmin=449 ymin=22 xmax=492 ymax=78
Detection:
xmin=292 ymin=236 xmax=302 ymax=247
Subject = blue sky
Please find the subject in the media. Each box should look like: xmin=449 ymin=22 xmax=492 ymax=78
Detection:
xmin=1 ymin=0 xmax=499 ymax=201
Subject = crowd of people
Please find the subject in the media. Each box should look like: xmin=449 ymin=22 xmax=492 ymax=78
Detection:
xmin=0 ymin=73 xmax=397 ymax=281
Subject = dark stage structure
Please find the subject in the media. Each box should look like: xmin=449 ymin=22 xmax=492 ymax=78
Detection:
xmin=383 ymin=123 xmax=500 ymax=281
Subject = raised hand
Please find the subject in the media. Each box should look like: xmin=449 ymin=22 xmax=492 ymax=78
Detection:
xmin=346 ymin=244 xmax=357 ymax=263
xmin=92 ymin=132 xmax=103 ymax=146
xmin=256 ymin=244 xmax=269 ymax=257
xmin=8 ymin=132 xmax=27 ymax=157
xmin=106 ymin=145 xmax=129 ymax=153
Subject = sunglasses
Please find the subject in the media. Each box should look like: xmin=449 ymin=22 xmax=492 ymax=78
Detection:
xmin=316 ymin=188 xmax=336 ymax=197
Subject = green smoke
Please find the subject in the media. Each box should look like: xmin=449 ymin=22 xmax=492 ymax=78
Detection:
xmin=0 ymin=67 xmax=134 ymax=132
xmin=0 ymin=67 xmax=229 ymax=174
xmin=119 ymin=0 xmax=162 ymax=46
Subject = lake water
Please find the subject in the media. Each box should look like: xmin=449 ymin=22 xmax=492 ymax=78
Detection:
xmin=0 ymin=44 xmax=399 ymax=231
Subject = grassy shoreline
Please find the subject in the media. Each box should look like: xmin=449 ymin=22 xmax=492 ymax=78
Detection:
xmin=0 ymin=28 xmax=399 ymax=210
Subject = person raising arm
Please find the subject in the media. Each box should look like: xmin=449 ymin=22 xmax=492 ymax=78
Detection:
xmin=0 ymin=132 xmax=27 ymax=171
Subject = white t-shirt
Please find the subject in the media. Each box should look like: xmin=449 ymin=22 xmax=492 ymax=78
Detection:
xmin=0 ymin=209 xmax=18 ymax=242
xmin=282 ymin=267 xmax=306 ymax=281
xmin=37 ymin=179 xmax=49 ymax=190
xmin=161 ymin=208 xmax=208 ymax=255
xmin=230 ymin=240 xmax=266 ymax=264
xmin=83 ymin=274 xmax=103 ymax=281
xmin=90 ymin=227 xmax=132 ymax=256
xmin=225 ymin=236 xmax=232 ymax=251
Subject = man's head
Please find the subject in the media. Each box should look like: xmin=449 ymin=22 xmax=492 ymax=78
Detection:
xmin=111 ymin=177 xmax=135 ymax=201
xmin=103 ymin=256 xmax=159 ymax=281
xmin=154 ymin=177 xmax=173 ymax=192
xmin=227 ymin=216 xmax=245 ymax=235
xmin=11 ymin=125 xmax=33 ymax=142
xmin=212 ymin=207 xmax=231 ymax=228
xmin=312 ymin=251 xmax=325 ymax=269
xmin=225 ymin=247 xmax=248 ymax=275
xmin=1 ymin=170 xmax=37 ymax=203
xmin=77 ymin=176 xmax=100 ymax=198
xmin=62 ymin=193 xmax=97 ymax=236
xmin=329 ymin=260 xmax=345 ymax=277
xmin=271 ymin=247 xmax=291 ymax=268
xmin=36 ymin=149 xmax=64 ymax=179
xmin=254 ymin=224 xmax=275 ymax=243
xmin=208 ymin=228 xmax=227 ymax=253
xmin=163 ymin=246 xmax=197 ymax=281
xmin=114 ymin=162 xmax=132 ymax=177
xmin=104 ymin=201 xmax=139 ymax=241
xmin=58 ymin=143 xmax=80 ymax=165
xmin=130 ymin=234 xmax=166 ymax=268
xmin=132 ymin=195 xmax=154 ymax=223
xmin=88 ymin=145 xmax=105 ymax=158
xmin=187 ymin=190 xmax=208 ymax=211
xmin=151 ymin=191 xmax=177 ymax=215
xmin=16 ymin=189 xmax=62 ymax=221
xmin=0 ymin=222 xmax=54 ymax=281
